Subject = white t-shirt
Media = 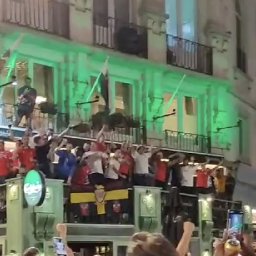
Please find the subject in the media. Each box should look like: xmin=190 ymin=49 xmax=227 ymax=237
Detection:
xmin=133 ymin=151 xmax=151 ymax=174
xmin=84 ymin=151 xmax=106 ymax=175
xmin=105 ymin=158 xmax=120 ymax=180
xmin=181 ymin=165 xmax=197 ymax=187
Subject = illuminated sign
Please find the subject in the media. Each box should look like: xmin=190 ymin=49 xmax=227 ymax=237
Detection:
xmin=23 ymin=170 xmax=46 ymax=207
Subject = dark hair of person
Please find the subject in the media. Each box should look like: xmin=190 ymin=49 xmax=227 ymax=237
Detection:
xmin=23 ymin=247 xmax=40 ymax=256
xmin=127 ymin=232 xmax=178 ymax=256
xmin=33 ymin=135 xmax=41 ymax=145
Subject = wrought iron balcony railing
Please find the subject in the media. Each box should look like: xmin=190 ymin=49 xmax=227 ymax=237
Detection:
xmin=1 ymin=1 xmax=213 ymax=76
xmin=167 ymin=34 xmax=213 ymax=75
xmin=0 ymin=102 xmax=218 ymax=155
xmin=0 ymin=0 xmax=69 ymax=38
xmin=164 ymin=130 xmax=210 ymax=154
xmin=93 ymin=15 xmax=148 ymax=58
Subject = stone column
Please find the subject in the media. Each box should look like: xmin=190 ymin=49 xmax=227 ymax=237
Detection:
xmin=69 ymin=0 xmax=94 ymax=45
xmin=145 ymin=13 xmax=167 ymax=64
xmin=203 ymin=0 xmax=234 ymax=79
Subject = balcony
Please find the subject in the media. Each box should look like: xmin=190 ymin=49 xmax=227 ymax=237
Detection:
xmin=0 ymin=0 xmax=69 ymax=38
xmin=163 ymin=130 xmax=210 ymax=154
xmin=0 ymin=0 xmax=214 ymax=76
xmin=0 ymin=180 xmax=241 ymax=245
xmin=93 ymin=15 xmax=148 ymax=58
xmin=65 ymin=185 xmax=241 ymax=231
xmin=0 ymin=102 xmax=219 ymax=155
xmin=167 ymin=34 xmax=213 ymax=75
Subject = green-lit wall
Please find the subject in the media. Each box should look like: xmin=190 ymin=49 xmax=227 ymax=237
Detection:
xmin=0 ymin=32 xmax=237 ymax=151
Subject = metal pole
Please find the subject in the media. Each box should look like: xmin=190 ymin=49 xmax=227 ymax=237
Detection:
xmin=164 ymin=74 xmax=186 ymax=113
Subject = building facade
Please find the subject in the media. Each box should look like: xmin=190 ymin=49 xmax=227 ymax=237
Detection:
xmin=0 ymin=0 xmax=253 ymax=163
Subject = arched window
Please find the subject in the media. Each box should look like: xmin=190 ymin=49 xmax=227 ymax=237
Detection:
xmin=235 ymin=0 xmax=246 ymax=72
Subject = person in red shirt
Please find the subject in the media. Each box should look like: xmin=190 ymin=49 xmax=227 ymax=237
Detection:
xmin=0 ymin=140 xmax=12 ymax=182
xmin=196 ymin=159 xmax=223 ymax=194
xmin=11 ymin=140 xmax=23 ymax=175
xmin=154 ymin=151 xmax=169 ymax=189
xmin=95 ymin=125 xmax=107 ymax=152
xmin=71 ymin=158 xmax=91 ymax=186
xmin=119 ymin=142 xmax=134 ymax=182
xmin=18 ymin=136 xmax=36 ymax=173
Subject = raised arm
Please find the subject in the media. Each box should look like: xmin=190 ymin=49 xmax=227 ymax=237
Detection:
xmin=57 ymin=126 xmax=71 ymax=139
xmin=55 ymin=138 xmax=68 ymax=153
xmin=176 ymin=222 xmax=195 ymax=256
xmin=96 ymin=125 xmax=106 ymax=142
xmin=209 ymin=159 xmax=224 ymax=174
xmin=168 ymin=153 xmax=185 ymax=166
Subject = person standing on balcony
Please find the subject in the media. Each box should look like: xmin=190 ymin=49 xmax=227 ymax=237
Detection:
xmin=153 ymin=151 xmax=169 ymax=189
xmin=83 ymin=142 xmax=108 ymax=185
xmin=17 ymin=136 xmax=36 ymax=174
xmin=11 ymin=139 xmax=22 ymax=176
xmin=225 ymin=169 xmax=235 ymax=201
xmin=168 ymin=153 xmax=185 ymax=188
xmin=105 ymin=149 xmax=123 ymax=182
xmin=71 ymin=157 xmax=91 ymax=187
xmin=33 ymin=125 xmax=71 ymax=178
xmin=119 ymin=142 xmax=134 ymax=184
xmin=214 ymin=167 xmax=227 ymax=199
xmin=180 ymin=156 xmax=201 ymax=194
xmin=132 ymin=145 xmax=155 ymax=186
xmin=55 ymin=139 xmax=77 ymax=183
xmin=196 ymin=159 xmax=223 ymax=194
xmin=15 ymin=77 xmax=37 ymax=128
xmin=0 ymin=140 xmax=12 ymax=183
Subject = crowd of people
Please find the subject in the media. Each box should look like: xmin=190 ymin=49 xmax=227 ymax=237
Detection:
xmin=20 ymin=222 xmax=256 ymax=256
xmin=0 ymin=123 xmax=235 ymax=200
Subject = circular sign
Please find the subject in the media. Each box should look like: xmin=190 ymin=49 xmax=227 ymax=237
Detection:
xmin=23 ymin=170 xmax=46 ymax=207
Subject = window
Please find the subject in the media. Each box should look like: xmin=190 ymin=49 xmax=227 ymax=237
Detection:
xmin=165 ymin=0 xmax=196 ymax=41
xmin=162 ymin=94 xmax=177 ymax=131
xmin=183 ymin=96 xmax=197 ymax=134
xmin=235 ymin=0 xmax=247 ymax=72
xmin=93 ymin=0 xmax=131 ymax=22
xmin=93 ymin=0 xmax=108 ymax=26
xmin=1 ymin=60 xmax=28 ymax=104
xmin=184 ymin=96 xmax=195 ymax=115
xmin=0 ymin=60 xmax=28 ymax=126
xmin=240 ymin=117 xmax=250 ymax=161
xmin=33 ymin=63 xmax=54 ymax=129
xmin=90 ymin=77 xmax=106 ymax=114
xmin=114 ymin=0 xmax=130 ymax=23
xmin=165 ymin=0 xmax=198 ymax=70
xmin=115 ymin=82 xmax=132 ymax=115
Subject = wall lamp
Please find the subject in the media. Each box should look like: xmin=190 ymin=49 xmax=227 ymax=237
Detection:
xmin=0 ymin=75 xmax=17 ymax=89
xmin=153 ymin=109 xmax=176 ymax=121
xmin=76 ymin=95 xmax=99 ymax=106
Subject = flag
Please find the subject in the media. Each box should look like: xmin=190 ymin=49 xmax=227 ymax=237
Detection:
xmin=98 ymin=58 xmax=109 ymax=110
xmin=1 ymin=33 xmax=25 ymax=60
xmin=0 ymin=34 xmax=25 ymax=77
xmin=86 ymin=57 xmax=109 ymax=106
